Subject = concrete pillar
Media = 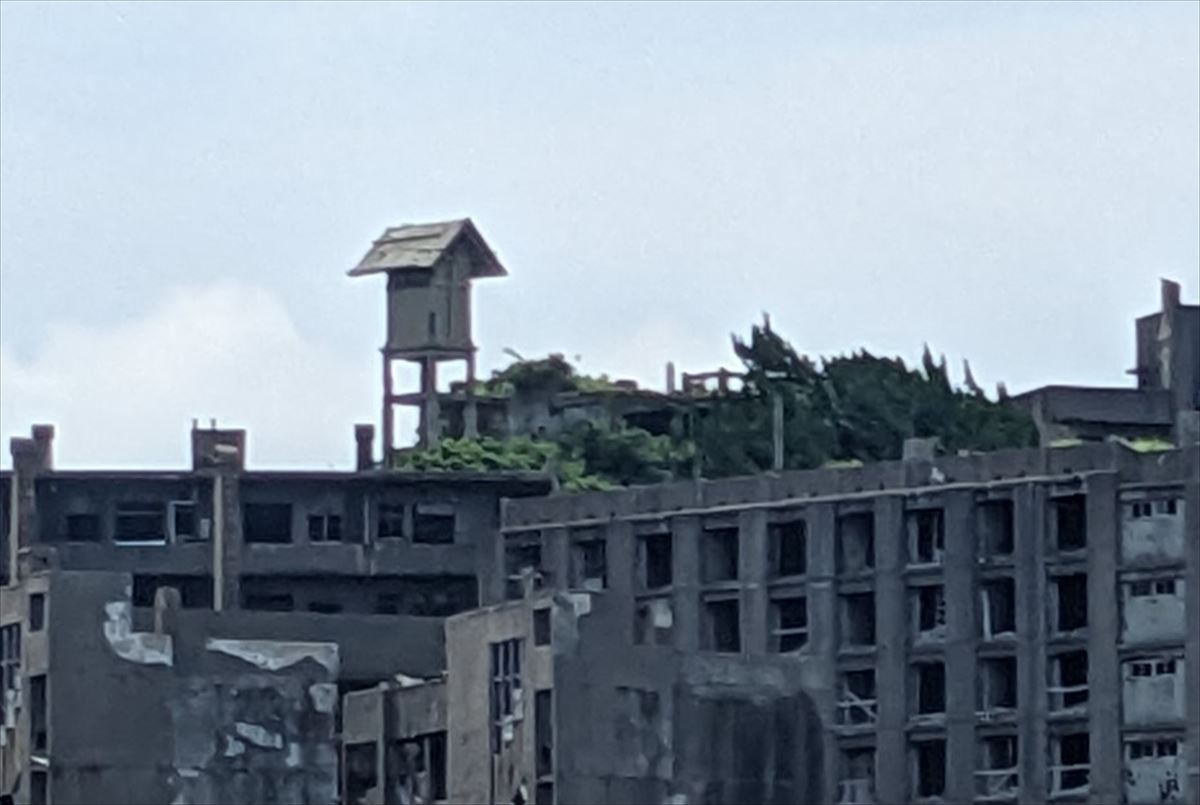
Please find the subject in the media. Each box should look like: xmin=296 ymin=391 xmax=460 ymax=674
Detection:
xmin=382 ymin=353 xmax=394 ymax=461
xmin=355 ymin=424 xmax=376 ymax=471
xmin=806 ymin=502 xmax=840 ymax=805
xmin=7 ymin=426 xmax=53 ymax=583
xmin=212 ymin=467 xmax=243 ymax=612
xmin=672 ymin=516 xmax=701 ymax=652
xmin=740 ymin=507 xmax=769 ymax=656
xmin=873 ymin=496 xmax=908 ymax=799
xmin=420 ymin=357 xmax=440 ymax=450
xmin=542 ymin=526 xmax=570 ymax=591
xmin=1014 ymin=483 xmax=1049 ymax=804
xmin=606 ymin=520 xmax=637 ymax=644
xmin=943 ymin=491 xmax=978 ymax=803
xmin=1182 ymin=459 xmax=1199 ymax=804
xmin=1086 ymin=471 xmax=1121 ymax=804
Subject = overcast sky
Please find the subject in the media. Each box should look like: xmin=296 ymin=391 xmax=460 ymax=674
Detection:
xmin=1 ymin=1 xmax=1197 ymax=469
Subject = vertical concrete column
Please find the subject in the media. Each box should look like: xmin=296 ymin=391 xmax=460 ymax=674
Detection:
xmin=1184 ymin=461 xmax=1200 ymax=805
xmin=806 ymin=502 xmax=840 ymax=805
xmin=1014 ymin=483 xmax=1049 ymax=803
xmin=382 ymin=353 xmax=394 ymax=460
xmin=606 ymin=520 xmax=637 ymax=644
xmin=542 ymin=526 xmax=570 ymax=591
xmin=8 ymin=427 xmax=52 ymax=583
xmin=1085 ymin=471 xmax=1121 ymax=804
xmin=420 ymin=357 xmax=440 ymax=450
xmin=212 ymin=469 xmax=243 ymax=611
xmin=740 ymin=507 xmax=769 ymax=656
xmin=873 ymin=496 xmax=908 ymax=799
xmin=672 ymin=515 xmax=701 ymax=652
xmin=484 ymin=501 xmax=510 ymax=606
xmin=943 ymin=491 xmax=978 ymax=803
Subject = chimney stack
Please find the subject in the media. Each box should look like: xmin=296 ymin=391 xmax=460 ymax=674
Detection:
xmin=355 ymin=424 xmax=376 ymax=471
xmin=1161 ymin=278 xmax=1181 ymax=312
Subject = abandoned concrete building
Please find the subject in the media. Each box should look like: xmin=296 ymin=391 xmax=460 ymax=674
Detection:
xmin=1 ymin=218 xmax=1199 ymax=805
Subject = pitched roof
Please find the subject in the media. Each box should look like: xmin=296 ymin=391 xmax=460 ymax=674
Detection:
xmin=347 ymin=218 xmax=507 ymax=278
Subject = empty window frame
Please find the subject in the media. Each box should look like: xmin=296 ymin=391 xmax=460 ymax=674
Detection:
xmin=770 ymin=595 xmax=808 ymax=653
xmin=533 ymin=608 xmax=551 ymax=647
xmin=1 ymin=625 xmax=20 ymax=728
xmin=243 ymin=503 xmax=293 ymax=544
xmin=30 ymin=673 xmax=47 ymax=752
xmin=914 ymin=661 xmax=946 ymax=716
xmin=308 ymin=514 xmax=343 ymax=543
xmin=978 ymin=656 xmax=1018 ymax=712
xmin=388 ymin=731 xmax=447 ymax=804
xmin=345 ymin=742 xmax=378 ymax=805
xmin=64 ymin=513 xmax=101 ymax=542
xmin=977 ymin=499 xmax=1015 ymax=558
xmin=570 ymin=535 xmax=607 ymax=590
xmin=1053 ymin=495 xmax=1087 ymax=552
xmin=912 ymin=738 xmax=946 ymax=799
xmin=28 ymin=593 xmax=45 ymax=633
xmin=912 ymin=585 xmax=947 ymax=642
xmin=1127 ymin=657 xmax=1179 ymax=678
xmin=378 ymin=503 xmax=406 ymax=540
xmin=907 ymin=508 xmax=944 ymax=565
xmin=980 ymin=578 xmax=1016 ymax=639
xmin=838 ymin=747 xmax=876 ymax=803
xmin=490 ymin=639 xmax=523 ymax=752
xmin=1126 ymin=739 xmax=1181 ymax=760
xmin=769 ymin=517 xmax=807 ymax=578
xmin=702 ymin=525 xmax=739 ymax=583
xmin=1053 ymin=574 xmax=1088 ymax=632
xmin=705 ymin=597 xmax=741 ymax=653
xmin=506 ymin=536 xmax=543 ymax=600
xmin=307 ymin=601 xmax=343 ymax=614
xmin=976 ymin=735 xmax=1019 ymax=798
xmin=30 ymin=771 xmax=47 ymax=805
xmin=841 ymin=593 xmax=876 ymax=647
xmin=639 ymin=532 xmax=673 ymax=590
xmin=634 ymin=597 xmax=674 ymax=647
xmin=837 ymin=512 xmax=875 ymax=574
xmin=114 ymin=501 xmax=166 ymax=544
xmin=1050 ymin=733 xmax=1089 ymax=794
xmin=1126 ymin=498 xmax=1181 ymax=519
xmin=242 ymin=592 xmax=294 ymax=612
xmin=1128 ymin=578 xmax=1179 ymax=597
xmin=169 ymin=501 xmax=201 ymax=541
xmin=837 ymin=669 xmax=878 ymax=726
xmin=1050 ymin=650 xmax=1088 ymax=711
xmin=535 ymin=689 xmax=553 ymax=778
xmin=413 ymin=505 xmax=455 ymax=544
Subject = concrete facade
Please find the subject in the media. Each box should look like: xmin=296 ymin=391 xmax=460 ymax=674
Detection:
xmin=493 ymin=440 xmax=1200 ymax=805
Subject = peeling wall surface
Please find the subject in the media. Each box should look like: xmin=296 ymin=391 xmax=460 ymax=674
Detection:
xmin=1125 ymin=754 xmax=1188 ymax=804
xmin=1121 ymin=586 xmax=1187 ymax=643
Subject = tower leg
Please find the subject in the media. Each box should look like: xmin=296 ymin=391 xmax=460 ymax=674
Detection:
xmin=464 ymin=353 xmax=479 ymax=439
xmin=382 ymin=354 xmax=394 ymax=464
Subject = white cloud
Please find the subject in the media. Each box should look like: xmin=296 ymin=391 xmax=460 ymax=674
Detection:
xmin=0 ymin=282 xmax=376 ymax=469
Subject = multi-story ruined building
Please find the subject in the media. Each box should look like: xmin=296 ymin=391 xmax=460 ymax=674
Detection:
xmin=2 ymin=218 xmax=1199 ymax=805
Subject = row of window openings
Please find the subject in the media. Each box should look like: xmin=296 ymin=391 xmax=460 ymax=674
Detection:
xmin=844 ymin=733 xmax=1091 ymax=801
xmin=344 ymin=732 xmax=448 ymax=805
xmin=56 ymin=502 xmax=455 ymax=545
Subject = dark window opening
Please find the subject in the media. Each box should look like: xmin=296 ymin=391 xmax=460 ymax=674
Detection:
xmin=506 ymin=539 xmax=543 ymax=600
xmin=242 ymin=592 xmax=294 ymax=612
xmin=308 ymin=514 xmax=343 ymax=543
xmin=1055 ymin=574 xmax=1088 ymax=632
xmin=1055 ymin=495 xmax=1087 ymax=551
xmin=705 ymin=598 xmax=740 ymax=653
xmin=428 ymin=312 xmax=437 ymax=339
xmin=842 ymin=593 xmax=876 ymax=647
xmin=533 ymin=608 xmax=551 ymax=647
xmin=771 ymin=596 xmax=808 ymax=653
xmin=244 ymin=503 xmax=293 ymax=544
xmin=387 ymin=731 xmax=446 ymax=804
xmin=979 ymin=656 xmax=1018 ymax=711
xmin=536 ymin=782 xmax=554 ymax=805
xmin=916 ymin=585 xmax=947 ymax=637
xmin=65 ymin=513 xmax=100 ymax=543
xmin=132 ymin=575 xmax=213 ymax=609
xmin=915 ymin=661 xmax=945 ymax=715
xmin=30 ymin=673 xmax=47 ymax=752
xmin=981 ymin=578 xmax=1016 ymax=638
xmin=307 ymin=602 xmax=343 ymax=614
xmin=1057 ymin=733 xmax=1090 ymax=790
xmin=375 ymin=594 xmax=401 ymax=615
xmin=837 ymin=512 xmax=875 ymax=573
xmin=345 ymin=742 xmax=377 ymax=805
xmin=490 ymin=639 xmax=523 ymax=752
xmin=28 ymin=593 xmax=45 ymax=632
xmin=702 ymin=526 xmax=739 ymax=582
xmin=1 ymin=625 xmax=21 ymax=729
xmin=372 ymin=577 xmax=477 ymax=617
xmin=913 ymin=739 xmax=946 ymax=798
xmin=977 ymin=500 xmax=1014 ymax=557
xmin=170 ymin=501 xmax=198 ymax=541
xmin=641 ymin=533 xmax=672 ymax=589
xmin=30 ymin=771 xmax=47 ymax=805
xmin=115 ymin=501 xmax=166 ymax=544
xmin=378 ymin=503 xmax=406 ymax=540
xmin=535 ymin=689 xmax=553 ymax=778
xmin=413 ymin=506 xmax=455 ymax=544
xmin=769 ymin=518 xmax=807 ymax=577
xmin=838 ymin=669 xmax=877 ymax=725
xmin=570 ymin=538 xmax=607 ymax=590
xmin=908 ymin=508 xmax=944 ymax=565
xmin=1055 ymin=650 xmax=1089 ymax=709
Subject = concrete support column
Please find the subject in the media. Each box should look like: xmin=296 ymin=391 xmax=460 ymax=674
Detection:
xmin=806 ymin=502 xmax=840 ymax=805
xmin=943 ymin=491 xmax=978 ymax=804
xmin=420 ymin=357 xmax=440 ymax=450
xmin=672 ymin=516 xmax=701 ymax=652
xmin=7 ymin=426 xmax=53 ymax=583
xmin=1086 ymin=471 xmax=1121 ymax=805
xmin=873 ymin=496 xmax=908 ymax=799
xmin=382 ymin=353 xmax=394 ymax=461
xmin=740 ymin=507 xmax=769 ymax=655
xmin=542 ymin=526 xmax=570 ymax=591
xmin=1184 ymin=460 xmax=1200 ymax=805
xmin=606 ymin=520 xmax=637 ymax=644
xmin=1015 ymin=483 xmax=1049 ymax=804
xmin=212 ymin=470 xmax=243 ymax=611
